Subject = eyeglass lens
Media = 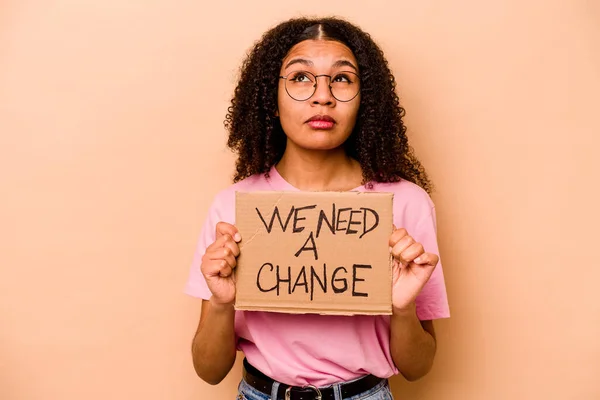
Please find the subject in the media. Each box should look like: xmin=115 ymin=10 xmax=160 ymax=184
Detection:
xmin=284 ymin=71 xmax=360 ymax=102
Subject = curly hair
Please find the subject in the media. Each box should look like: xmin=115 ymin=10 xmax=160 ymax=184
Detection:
xmin=224 ymin=16 xmax=433 ymax=193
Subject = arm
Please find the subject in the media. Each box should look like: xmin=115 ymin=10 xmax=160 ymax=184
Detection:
xmin=191 ymin=299 xmax=237 ymax=385
xmin=190 ymin=222 xmax=241 ymax=385
xmin=389 ymin=303 xmax=437 ymax=381
xmin=388 ymin=226 xmax=441 ymax=381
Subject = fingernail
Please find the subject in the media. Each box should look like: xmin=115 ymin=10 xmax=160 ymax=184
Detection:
xmin=414 ymin=257 xmax=421 ymax=263
xmin=389 ymin=246 xmax=393 ymax=253
xmin=234 ymin=233 xmax=241 ymax=242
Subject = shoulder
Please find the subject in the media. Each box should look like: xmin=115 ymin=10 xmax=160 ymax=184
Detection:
xmin=371 ymin=179 xmax=434 ymax=209
xmin=207 ymin=172 xmax=271 ymax=223
xmin=369 ymin=179 xmax=435 ymax=228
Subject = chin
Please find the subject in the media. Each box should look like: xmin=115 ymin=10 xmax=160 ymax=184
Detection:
xmin=298 ymin=132 xmax=350 ymax=151
xmin=298 ymin=140 xmax=346 ymax=151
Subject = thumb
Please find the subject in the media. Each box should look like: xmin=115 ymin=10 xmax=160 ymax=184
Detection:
xmin=215 ymin=222 xmax=241 ymax=242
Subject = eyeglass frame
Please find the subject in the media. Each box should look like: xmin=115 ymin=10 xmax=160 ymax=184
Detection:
xmin=278 ymin=70 xmax=361 ymax=102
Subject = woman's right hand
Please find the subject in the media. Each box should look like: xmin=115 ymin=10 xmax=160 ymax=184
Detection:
xmin=200 ymin=222 xmax=241 ymax=307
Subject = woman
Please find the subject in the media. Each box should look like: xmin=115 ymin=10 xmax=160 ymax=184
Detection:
xmin=185 ymin=17 xmax=450 ymax=400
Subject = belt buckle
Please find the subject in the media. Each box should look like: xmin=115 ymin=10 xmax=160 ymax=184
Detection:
xmin=285 ymin=384 xmax=322 ymax=400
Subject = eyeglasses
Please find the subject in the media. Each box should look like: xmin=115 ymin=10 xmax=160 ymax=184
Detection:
xmin=279 ymin=70 xmax=361 ymax=102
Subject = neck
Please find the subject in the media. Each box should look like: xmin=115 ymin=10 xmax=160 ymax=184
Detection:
xmin=276 ymin=143 xmax=363 ymax=191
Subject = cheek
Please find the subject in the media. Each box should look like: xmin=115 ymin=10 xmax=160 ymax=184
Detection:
xmin=342 ymin=101 xmax=361 ymax=125
xmin=352 ymin=96 xmax=361 ymax=117
xmin=276 ymin=87 xmax=283 ymax=116
xmin=278 ymin=95 xmax=302 ymax=122
xmin=277 ymin=97 xmax=298 ymax=135
xmin=277 ymin=84 xmax=297 ymax=112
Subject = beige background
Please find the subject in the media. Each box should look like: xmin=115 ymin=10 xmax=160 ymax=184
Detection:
xmin=1 ymin=1 xmax=599 ymax=399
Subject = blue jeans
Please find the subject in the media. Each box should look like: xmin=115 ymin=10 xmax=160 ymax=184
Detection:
xmin=236 ymin=377 xmax=394 ymax=400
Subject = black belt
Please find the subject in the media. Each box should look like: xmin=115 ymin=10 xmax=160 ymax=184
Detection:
xmin=242 ymin=358 xmax=385 ymax=400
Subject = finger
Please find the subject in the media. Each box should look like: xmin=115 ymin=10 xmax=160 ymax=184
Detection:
xmin=414 ymin=252 xmax=439 ymax=266
xmin=392 ymin=258 xmax=401 ymax=274
xmin=202 ymin=259 xmax=234 ymax=278
xmin=391 ymin=235 xmax=415 ymax=262
xmin=206 ymin=234 xmax=240 ymax=256
xmin=399 ymin=243 xmax=425 ymax=265
xmin=206 ymin=247 xmax=237 ymax=269
xmin=388 ymin=228 xmax=408 ymax=247
xmin=206 ymin=233 xmax=228 ymax=252
xmin=219 ymin=265 xmax=233 ymax=278
xmin=222 ymin=238 xmax=241 ymax=257
xmin=216 ymin=221 xmax=241 ymax=242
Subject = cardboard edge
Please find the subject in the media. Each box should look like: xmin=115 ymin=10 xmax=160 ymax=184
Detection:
xmin=233 ymin=190 xmax=396 ymax=315
xmin=234 ymin=304 xmax=393 ymax=316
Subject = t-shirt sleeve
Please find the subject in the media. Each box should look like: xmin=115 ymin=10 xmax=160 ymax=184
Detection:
xmin=412 ymin=206 xmax=451 ymax=321
xmin=184 ymin=200 xmax=220 ymax=300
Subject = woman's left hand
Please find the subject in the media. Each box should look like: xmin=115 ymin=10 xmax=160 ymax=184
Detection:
xmin=389 ymin=227 xmax=439 ymax=312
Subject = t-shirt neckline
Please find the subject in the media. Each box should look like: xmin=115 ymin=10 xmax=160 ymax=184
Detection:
xmin=267 ymin=165 xmax=365 ymax=192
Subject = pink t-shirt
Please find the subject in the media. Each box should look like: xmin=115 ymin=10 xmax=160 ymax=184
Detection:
xmin=185 ymin=166 xmax=450 ymax=387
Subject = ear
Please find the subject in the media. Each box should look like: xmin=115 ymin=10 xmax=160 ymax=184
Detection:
xmin=274 ymin=109 xmax=279 ymax=117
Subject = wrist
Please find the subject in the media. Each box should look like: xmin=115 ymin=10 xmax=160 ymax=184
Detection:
xmin=209 ymin=297 xmax=235 ymax=313
xmin=392 ymin=302 xmax=417 ymax=317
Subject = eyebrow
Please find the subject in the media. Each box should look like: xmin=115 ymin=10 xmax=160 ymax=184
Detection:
xmin=332 ymin=60 xmax=358 ymax=71
xmin=284 ymin=58 xmax=358 ymax=72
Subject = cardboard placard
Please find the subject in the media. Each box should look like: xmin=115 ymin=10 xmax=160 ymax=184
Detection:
xmin=234 ymin=191 xmax=393 ymax=315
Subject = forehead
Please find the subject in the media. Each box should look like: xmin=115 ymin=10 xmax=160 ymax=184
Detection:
xmin=281 ymin=39 xmax=357 ymax=68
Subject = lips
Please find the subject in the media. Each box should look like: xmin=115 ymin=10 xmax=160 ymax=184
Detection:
xmin=306 ymin=114 xmax=336 ymax=130
xmin=307 ymin=115 xmax=335 ymax=123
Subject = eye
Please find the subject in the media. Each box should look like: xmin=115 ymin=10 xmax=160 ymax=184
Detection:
xmin=288 ymin=72 xmax=313 ymax=83
xmin=332 ymin=73 xmax=353 ymax=83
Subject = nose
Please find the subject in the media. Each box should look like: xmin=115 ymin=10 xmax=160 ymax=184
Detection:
xmin=311 ymin=76 xmax=335 ymax=106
